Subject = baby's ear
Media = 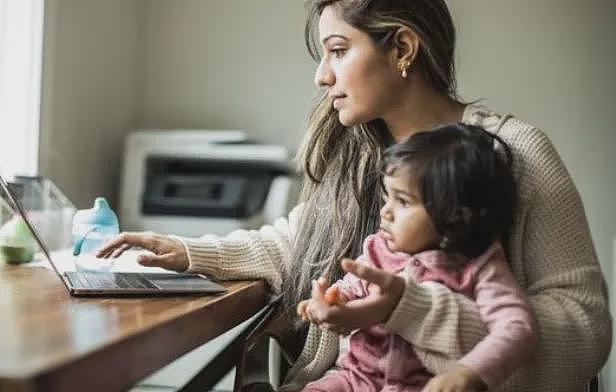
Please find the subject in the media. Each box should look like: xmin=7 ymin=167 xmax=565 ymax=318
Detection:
xmin=460 ymin=206 xmax=473 ymax=223
xmin=445 ymin=206 xmax=473 ymax=226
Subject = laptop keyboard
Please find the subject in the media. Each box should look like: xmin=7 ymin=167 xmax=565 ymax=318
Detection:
xmin=64 ymin=271 xmax=156 ymax=290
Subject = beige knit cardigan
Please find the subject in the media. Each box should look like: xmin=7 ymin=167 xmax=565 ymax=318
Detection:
xmin=177 ymin=105 xmax=612 ymax=391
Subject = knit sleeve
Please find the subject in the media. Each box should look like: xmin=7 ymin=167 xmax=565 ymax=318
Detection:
xmin=502 ymin=129 xmax=611 ymax=389
xmin=385 ymin=128 xmax=611 ymax=390
xmin=170 ymin=204 xmax=303 ymax=293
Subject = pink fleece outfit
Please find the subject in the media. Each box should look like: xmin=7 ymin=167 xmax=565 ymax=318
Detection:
xmin=303 ymin=233 xmax=537 ymax=392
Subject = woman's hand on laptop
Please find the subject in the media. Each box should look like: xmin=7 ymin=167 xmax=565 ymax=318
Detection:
xmin=96 ymin=232 xmax=189 ymax=271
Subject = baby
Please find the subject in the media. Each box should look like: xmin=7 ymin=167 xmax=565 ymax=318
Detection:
xmin=298 ymin=123 xmax=537 ymax=392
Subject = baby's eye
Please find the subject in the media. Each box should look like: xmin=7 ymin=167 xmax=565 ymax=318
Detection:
xmin=397 ymin=197 xmax=410 ymax=207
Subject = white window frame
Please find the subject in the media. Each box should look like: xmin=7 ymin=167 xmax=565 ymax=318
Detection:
xmin=0 ymin=0 xmax=45 ymax=177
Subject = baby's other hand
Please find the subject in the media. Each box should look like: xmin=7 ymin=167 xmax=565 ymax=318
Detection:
xmin=421 ymin=364 xmax=486 ymax=392
xmin=296 ymin=299 xmax=311 ymax=321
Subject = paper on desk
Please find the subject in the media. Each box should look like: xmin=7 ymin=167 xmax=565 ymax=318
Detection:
xmin=25 ymin=249 xmax=170 ymax=273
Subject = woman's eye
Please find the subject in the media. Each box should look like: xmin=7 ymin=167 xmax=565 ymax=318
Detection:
xmin=331 ymin=48 xmax=346 ymax=58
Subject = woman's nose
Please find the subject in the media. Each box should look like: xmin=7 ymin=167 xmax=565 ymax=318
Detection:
xmin=314 ymin=59 xmax=334 ymax=88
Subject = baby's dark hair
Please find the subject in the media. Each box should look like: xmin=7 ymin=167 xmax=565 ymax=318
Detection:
xmin=382 ymin=123 xmax=516 ymax=259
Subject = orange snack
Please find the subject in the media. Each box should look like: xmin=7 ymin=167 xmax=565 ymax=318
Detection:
xmin=324 ymin=285 xmax=340 ymax=304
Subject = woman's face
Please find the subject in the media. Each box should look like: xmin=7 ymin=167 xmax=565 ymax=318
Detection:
xmin=379 ymin=168 xmax=440 ymax=254
xmin=315 ymin=6 xmax=402 ymax=126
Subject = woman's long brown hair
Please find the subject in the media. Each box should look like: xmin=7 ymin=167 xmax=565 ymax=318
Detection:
xmin=283 ymin=0 xmax=460 ymax=311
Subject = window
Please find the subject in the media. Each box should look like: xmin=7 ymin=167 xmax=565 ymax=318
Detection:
xmin=0 ymin=0 xmax=44 ymax=177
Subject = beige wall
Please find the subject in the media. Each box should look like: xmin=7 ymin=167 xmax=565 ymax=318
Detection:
xmin=40 ymin=0 xmax=616 ymax=388
xmin=40 ymin=0 xmax=142 ymax=208
xmin=138 ymin=0 xmax=315 ymax=150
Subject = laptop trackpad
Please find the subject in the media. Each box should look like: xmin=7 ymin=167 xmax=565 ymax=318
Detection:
xmin=145 ymin=273 xmax=226 ymax=292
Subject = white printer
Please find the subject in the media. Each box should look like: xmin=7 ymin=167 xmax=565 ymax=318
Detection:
xmin=119 ymin=130 xmax=298 ymax=237
xmin=120 ymin=130 xmax=296 ymax=390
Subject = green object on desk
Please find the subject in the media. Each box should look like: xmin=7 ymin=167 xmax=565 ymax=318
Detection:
xmin=0 ymin=245 xmax=34 ymax=264
xmin=0 ymin=215 xmax=35 ymax=264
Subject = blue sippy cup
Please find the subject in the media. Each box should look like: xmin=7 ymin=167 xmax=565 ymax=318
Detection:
xmin=72 ymin=197 xmax=119 ymax=272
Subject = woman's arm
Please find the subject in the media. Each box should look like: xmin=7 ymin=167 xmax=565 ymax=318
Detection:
xmin=173 ymin=204 xmax=303 ymax=292
xmin=98 ymin=205 xmax=303 ymax=293
xmin=386 ymin=128 xmax=611 ymax=390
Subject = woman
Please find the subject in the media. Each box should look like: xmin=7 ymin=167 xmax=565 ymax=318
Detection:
xmin=98 ymin=0 xmax=611 ymax=390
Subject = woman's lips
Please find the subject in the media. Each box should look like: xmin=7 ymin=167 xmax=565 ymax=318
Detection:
xmin=333 ymin=96 xmax=345 ymax=109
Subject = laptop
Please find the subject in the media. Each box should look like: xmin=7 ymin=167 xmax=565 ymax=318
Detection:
xmin=0 ymin=174 xmax=227 ymax=296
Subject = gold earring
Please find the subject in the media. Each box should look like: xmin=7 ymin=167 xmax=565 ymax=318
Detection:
xmin=399 ymin=60 xmax=410 ymax=79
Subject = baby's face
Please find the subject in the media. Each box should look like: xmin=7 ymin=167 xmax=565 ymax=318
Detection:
xmin=379 ymin=169 xmax=440 ymax=254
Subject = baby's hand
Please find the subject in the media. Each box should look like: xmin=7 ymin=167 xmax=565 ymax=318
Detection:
xmin=296 ymin=299 xmax=311 ymax=321
xmin=421 ymin=364 xmax=486 ymax=392
xmin=296 ymin=284 xmax=347 ymax=322
xmin=324 ymin=284 xmax=345 ymax=305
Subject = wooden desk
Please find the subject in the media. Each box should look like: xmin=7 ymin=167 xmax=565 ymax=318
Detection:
xmin=0 ymin=263 xmax=269 ymax=392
